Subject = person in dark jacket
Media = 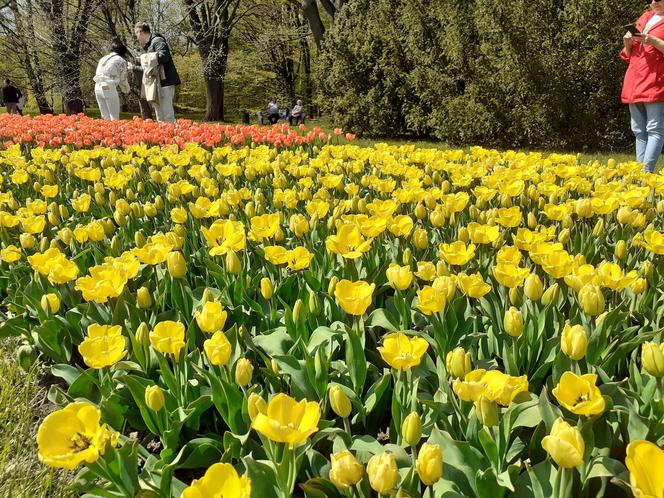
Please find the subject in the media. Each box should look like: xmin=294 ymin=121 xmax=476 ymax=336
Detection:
xmin=133 ymin=22 xmax=180 ymax=123
xmin=2 ymin=79 xmax=22 ymax=115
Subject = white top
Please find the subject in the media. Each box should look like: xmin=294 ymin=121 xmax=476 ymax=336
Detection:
xmin=93 ymin=53 xmax=130 ymax=94
xmin=644 ymin=14 xmax=663 ymax=33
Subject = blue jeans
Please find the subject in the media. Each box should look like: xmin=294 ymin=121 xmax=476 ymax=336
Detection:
xmin=629 ymin=102 xmax=664 ymax=173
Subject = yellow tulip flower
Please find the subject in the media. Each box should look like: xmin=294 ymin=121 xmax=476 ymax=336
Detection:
xmin=386 ymin=263 xmax=413 ymax=291
xmin=204 ymin=330 xmax=232 ymax=366
xmin=378 ymin=332 xmax=429 ymax=371
xmin=251 ymin=393 xmax=320 ymax=447
xmin=417 ymin=442 xmax=444 ymax=486
xmin=561 ymin=324 xmax=588 ymax=361
xmin=334 ymin=279 xmax=375 ymax=315
xmin=326 ymin=223 xmax=372 ymax=259
xmin=541 ymin=417 xmax=585 ymax=468
xmin=367 ymin=452 xmax=398 ymax=495
xmin=552 ymin=371 xmax=605 ymax=416
xmin=195 ymin=301 xmax=228 ymax=334
xmin=181 ymin=462 xmax=251 ymax=498
xmin=458 ymin=272 xmax=491 ymax=298
xmin=149 ymin=320 xmax=186 ymax=356
xmin=625 ymin=440 xmax=664 ymax=498
xmin=439 ymin=240 xmax=476 ymax=266
xmin=329 ymin=450 xmax=364 ymax=489
xmin=37 ymin=402 xmax=116 ymax=470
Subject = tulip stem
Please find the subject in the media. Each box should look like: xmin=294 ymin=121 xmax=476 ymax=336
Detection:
xmin=428 ymin=486 xmax=434 ymax=498
xmin=343 ymin=417 xmax=352 ymax=435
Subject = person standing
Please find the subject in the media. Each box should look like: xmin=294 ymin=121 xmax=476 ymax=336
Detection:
xmin=621 ymin=1 xmax=664 ymax=173
xmin=133 ymin=22 xmax=180 ymax=124
xmin=2 ymin=79 xmax=22 ymax=115
xmin=93 ymin=39 xmax=130 ymax=121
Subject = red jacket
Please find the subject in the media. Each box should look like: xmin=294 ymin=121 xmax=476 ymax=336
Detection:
xmin=621 ymin=11 xmax=664 ymax=103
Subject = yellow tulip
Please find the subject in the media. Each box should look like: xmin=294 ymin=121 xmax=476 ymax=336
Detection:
xmin=541 ymin=417 xmax=585 ymax=468
xmin=438 ymin=240 xmax=476 ymax=266
xmin=37 ymin=402 xmax=116 ymax=470
xmin=642 ymin=342 xmax=664 ymax=377
xmin=561 ymin=324 xmax=588 ymax=361
xmin=0 ymin=245 xmax=22 ymax=263
xmin=625 ymin=440 xmax=664 ymax=498
xmin=260 ymin=277 xmax=274 ymax=299
xmin=458 ymin=272 xmax=491 ymax=299
xmin=329 ymin=450 xmax=364 ymax=489
xmin=137 ymin=286 xmax=152 ymax=309
xmin=78 ymin=332 xmax=127 ymax=369
xmin=334 ymin=279 xmax=375 ymax=316
xmin=329 ymin=385 xmax=352 ymax=418
xmin=235 ymin=358 xmax=254 ymax=386
xmin=481 ymin=370 xmax=529 ymax=406
xmin=467 ymin=222 xmax=500 ymax=244
xmin=144 ymin=385 xmax=165 ymax=412
xmin=552 ymin=371 xmax=605 ymax=417
xmin=503 ymin=307 xmax=524 ymax=338
xmin=446 ymin=347 xmax=472 ymax=378
xmin=247 ymin=393 xmax=267 ymax=421
xmin=181 ymin=462 xmax=251 ymax=498
xmin=577 ymin=284 xmax=605 ymax=316
xmin=417 ymin=443 xmax=443 ymax=486
xmin=195 ymin=301 xmax=228 ymax=334
xmin=453 ymin=369 xmax=488 ymax=402
xmin=492 ymin=263 xmax=530 ymax=288
xmin=378 ymin=332 xmax=429 ymax=371
xmin=541 ymin=282 xmax=560 ymax=307
xmin=402 ymin=412 xmax=422 ymax=447
xmin=417 ymin=285 xmax=446 ymax=315
xmin=474 ymin=396 xmax=499 ymax=427
xmin=41 ymin=293 xmax=60 ymax=314
xmin=326 ymin=224 xmax=372 ymax=259
xmin=149 ymin=321 xmax=186 ymax=356
xmin=415 ymin=261 xmax=437 ymax=281
xmin=615 ymin=240 xmax=627 ymax=260
xmin=225 ymin=250 xmax=242 ymax=274
xmin=432 ymin=275 xmax=456 ymax=302
xmin=166 ymin=251 xmax=187 ymax=278
xmin=367 ymin=452 xmax=398 ymax=495
xmin=386 ymin=263 xmax=413 ymax=291
xmin=251 ymin=393 xmax=320 ymax=447
xmin=204 ymin=330 xmax=232 ymax=366
xmin=412 ymin=227 xmax=428 ymax=249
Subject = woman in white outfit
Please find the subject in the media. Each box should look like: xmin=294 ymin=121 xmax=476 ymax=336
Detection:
xmin=93 ymin=39 xmax=130 ymax=120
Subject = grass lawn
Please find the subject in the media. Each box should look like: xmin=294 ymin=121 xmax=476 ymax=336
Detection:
xmin=0 ymin=340 xmax=74 ymax=497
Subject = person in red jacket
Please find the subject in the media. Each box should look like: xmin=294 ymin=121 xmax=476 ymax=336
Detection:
xmin=621 ymin=1 xmax=664 ymax=173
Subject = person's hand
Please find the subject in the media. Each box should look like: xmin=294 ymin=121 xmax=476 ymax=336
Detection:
xmin=127 ymin=62 xmax=135 ymax=70
xmin=637 ymin=33 xmax=661 ymax=46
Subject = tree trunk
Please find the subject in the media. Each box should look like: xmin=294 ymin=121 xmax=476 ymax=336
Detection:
xmin=204 ymin=79 xmax=224 ymax=121
xmin=300 ymin=0 xmax=325 ymax=48
xmin=301 ymin=35 xmax=314 ymax=118
xmin=60 ymin=54 xmax=84 ymax=114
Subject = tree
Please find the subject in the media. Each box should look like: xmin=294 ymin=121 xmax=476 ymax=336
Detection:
xmin=37 ymin=0 xmax=100 ymax=114
xmin=181 ymin=0 xmax=254 ymax=121
xmin=0 ymin=0 xmax=53 ymax=113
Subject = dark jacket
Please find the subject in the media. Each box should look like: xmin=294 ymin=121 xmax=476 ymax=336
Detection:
xmin=2 ymin=84 xmax=21 ymax=104
xmin=143 ymin=33 xmax=180 ymax=87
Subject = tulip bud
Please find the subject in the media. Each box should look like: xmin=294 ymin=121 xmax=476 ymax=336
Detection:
xmin=225 ymin=250 xmax=241 ymax=274
xmin=577 ymin=284 xmax=605 ymax=316
xmin=446 ymin=347 xmax=472 ymax=378
xmin=17 ymin=343 xmax=39 ymax=371
xmin=402 ymin=412 xmax=422 ymax=447
xmin=402 ymin=247 xmax=413 ymax=265
xmin=503 ymin=307 xmax=524 ymax=338
xmin=59 ymin=227 xmax=73 ymax=245
xmin=260 ymin=277 xmax=273 ymax=300
xmin=562 ymin=214 xmax=573 ymax=229
xmin=154 ymin=195 xmax=164 ymax=210
xmin=135 ymin=322 xmax=149 ymax=345
xmin=167 ymin=251 xmax=187 ymax=279
xmin=558 ymin=228 xmax=570 ymax=245
xmin=475 ymin=396 xmax=499 ymax=427
xmin=329 ymin=385 xmax=352 ymax=418
xmin=458 ymin=226 xmax=469 ymax=243
xmin=541 ymin=418 xmax=584 ymax=468
xmin=541 ymin=282 xmax=559 ymax=307
xmin=247 ymin=392 xmax=267 ymax=421
xmin=292 ymin=298 xmax=303 ymax=323
xmin=631 ymin=277 xmax=647 ymax=294
xmin=137 ymin=286 xmax=152 ymax=309
xmin=412 ymin=227 xmax=428 ymax=250
xmin=270 ymin=358 xmax=281 ymax=377
xmin=108 ymin=191 xmax=117 ymax=206
xmin=592 ymin=218 xmax=604 ymax=237
xmin=329 ymin=450 xmax=364 ymax=489
xmin=41 ymin=293 xmax=60 ymax=314
xmin=436 ymin=260 xmax=450 ymax=277
xmin=201 ymin=287 xmax=214 ymax=305
xmin=328 ymin=276 xmax=339 ymax=296
xmin=110 ymin=235 xmax=121 ymax=254
xmin=642 ymin=342 xmax=664 ymax=377
xmin=416 ymin=443 xmax=443 ymax=486
xmin=615 ymin=240 xmax=627 ymax=261
xmin=235 ymin=358 xmax=253 ymax=386
xmin=47 ymin=211 xmax=60 ymax=226
xmin=509 ymin=286 xmax=523 ymax=307
xmin=640 ymin=260 xmax=653 ymax=279
xmin=145 ymin=385 xmax=165 ymax=411
xmin=367 ymin=453 xmax=398 ymax=495
xmin=19 ymin=233 xmax=36 ymax=250
xmin=134 ymin=231 xmax=146 ymax=248
xmin=561 ymin=324 xmax=588 ymax=360
xmin=39 ymin=237 xmax=49 ymax=252
xmin=59 ymin=205 xmax=69 ymax=220
xmin=527 ymin=212 xmax=537 ymax=229
xmin=309 ymin=290 xmax=320 ymax=314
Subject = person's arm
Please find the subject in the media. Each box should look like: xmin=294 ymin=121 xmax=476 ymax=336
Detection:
xmin=117 ymin=59 xmax=131 ymax=94
xmin=636 ymin=33 xmax=664 ymax=54
xmin=152 ymin=37 xmax=172 ymax=65
xmin=622 ymin=32 xmax=634 ymax=60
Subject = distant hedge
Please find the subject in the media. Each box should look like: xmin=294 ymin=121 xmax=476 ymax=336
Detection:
xmin=318 ymin=0 xmax=643 ymax=150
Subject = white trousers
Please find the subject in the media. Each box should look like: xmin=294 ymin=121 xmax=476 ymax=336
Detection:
xmin=95 ymin=82 xmax=120 ymax=120
xmin=152 ymin=85 xmax=175 ymax=123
